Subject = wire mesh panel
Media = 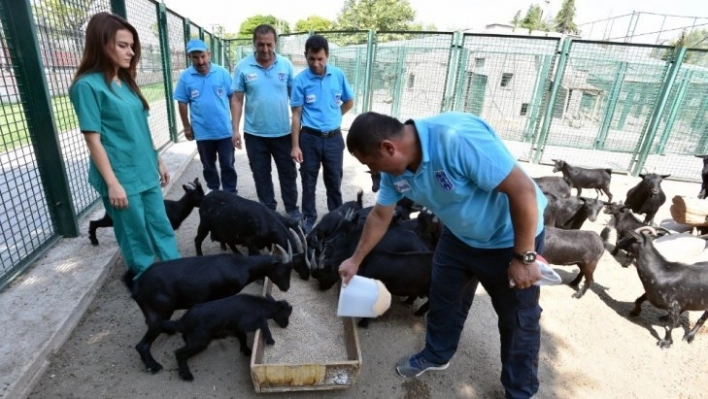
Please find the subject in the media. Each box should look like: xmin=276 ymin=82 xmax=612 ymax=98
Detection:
xmin=277 ymin=33 xmax=309 ymax=75
xmin=643 ymin=48 xmax=708 ymax=181
xmin=127 ymin=0 xmax=170 ymax=149
xmin=367 ymin=31 xmax=451 ymax=120
xmin=189 ymin=22 xmax=200 ymax=40
xmin=315 ymin=31 xmax=370 ymax=115
xmin=29 ymin=0 xmax=111 ymax=215
xmin=166 ymin=10 xmax=186 ymax=136
xmin=203 ymin=31 xmax=212 ymax=55
xmin=457 ymin=34 xmax=559 ymax=160
xmin=540 ymin=41 xmax=672 ymax=173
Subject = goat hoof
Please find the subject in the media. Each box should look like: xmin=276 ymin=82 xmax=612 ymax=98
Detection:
xmin=147 ymin=363 xmax=163 ymax=374
xmin=657 ymin=340 xmax=673 ymax=349
xmin=179 ymin=371 xmax=194 ymax=381
xmin=265 ymin=338 xmax=275 ymax=345
xmin=683 ymin=334 xmax=696 ymax=344
xmin=572 ymin=292 xmax=583 ymax=299
xmin=242 ymin=348 xmax=252 ymax=356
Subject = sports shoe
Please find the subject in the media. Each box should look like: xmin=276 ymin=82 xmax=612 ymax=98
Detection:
xmin=396 ymin=352 xmax=450 ymax=378
xmin=302 ymin=218 xmax=316 ymax=235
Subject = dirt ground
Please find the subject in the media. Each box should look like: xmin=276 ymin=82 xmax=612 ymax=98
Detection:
xmin=28 ymin=143 xmax=708 ymax=399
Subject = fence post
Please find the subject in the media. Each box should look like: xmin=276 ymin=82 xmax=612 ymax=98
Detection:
xmin=532 ymin=38 xmax=572 ymax=164
xmin=362 ymin=30 xmax=375 ymax=113
xmin=110 ymin=0 xmax=127 ymax=18
xmin=657 ymin=70 xmax=691 ymax=154
xmin=441 ymin=31 xmax=462 ymax=113
xmin=183 ymin=18 xmax=191 ymax=67
xmin=156 ymin=2 xmax=177 ymax=142
xmin=594 ymin=61 xmax=627 ymax=150
xmin=524 ymin=51 xmax=555 ymax=142
xmin=0 ymin=0 xmax=78 ymax=237
xmin=391 ymin=46 xmax=407 ymax=119
xmin=630 ymin=46 xmax=686 ymax=175
xmin=198 ymin=26 xmax=204 ymax=41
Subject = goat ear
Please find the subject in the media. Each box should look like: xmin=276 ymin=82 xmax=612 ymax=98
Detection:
xmin=365 ymin=170 xmax=372 ymax=174
xmin=661 ymin=174 xmax=671 ymax=179
xmin=639 ymin=173 xmax=645 ymax=178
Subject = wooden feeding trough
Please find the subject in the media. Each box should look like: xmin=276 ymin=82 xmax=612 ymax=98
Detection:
xmin=670 ymin=195 xmax=708 ymax=227
xmin=250 ymin=277 xmax=362 ymax=392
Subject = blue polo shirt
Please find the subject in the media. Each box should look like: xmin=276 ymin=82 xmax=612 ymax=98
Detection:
xmin=377 ymin=112 xmax=547 ymax=249
xmin=232 ymin=54 xmax=294 ymax=137
xmin=173 ymin=63 xmax=233 ymax=141
xmin=291 ymin=65 xmax=353 ymax=132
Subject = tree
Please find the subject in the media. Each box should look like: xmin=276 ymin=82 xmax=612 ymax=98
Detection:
xmin=511 ymin=10 xmax=522 ymax=30
xmin=238 ymin=15 xmax=291 ymax=39
xmin=520 ymin=4 xmax=550 ymax=32
xmin=211 ymin=24 xmax=239 ymax=40
xmin=659 ymin=29 xmax=708 ymax=64
xmin=336 ymin=0 xmax=416 ymax=32
xmin=33 ymin=0 xmax=103 ymax=51
xmin=294 ymin=15 xmax=334 ymax=33
xmin=554 ymin=0 xmax=579 ymax=34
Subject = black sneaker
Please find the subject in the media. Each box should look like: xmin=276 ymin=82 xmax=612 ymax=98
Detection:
xmin=395 ymin=352 xmax=449 ymax=378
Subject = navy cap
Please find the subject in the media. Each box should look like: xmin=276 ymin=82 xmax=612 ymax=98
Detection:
xmin=186 ymin=39 xmax=208 ymax=53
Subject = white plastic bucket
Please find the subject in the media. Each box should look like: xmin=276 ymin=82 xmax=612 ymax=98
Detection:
xmin=337 ymin=275 xmax=392 ymax=318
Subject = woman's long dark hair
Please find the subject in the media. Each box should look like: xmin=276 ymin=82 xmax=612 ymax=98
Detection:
xmin=72 ymin=12 xmax=149 ymax=110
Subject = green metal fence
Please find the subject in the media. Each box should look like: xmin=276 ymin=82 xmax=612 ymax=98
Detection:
xmin=0 ymin=0 xmax=222 ymax=289
xmin=2 ymin=1 xmax=708 ymax=287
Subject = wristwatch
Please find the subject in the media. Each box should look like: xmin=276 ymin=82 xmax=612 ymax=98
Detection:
xmin=513 ymin=250 xmax=537 ymax=264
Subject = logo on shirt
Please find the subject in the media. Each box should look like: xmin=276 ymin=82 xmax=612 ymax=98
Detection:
xmin=434 ymin=170 xmax=454 ymax=191
xmin=278 ymin=72 xmax=286 ymax=82
xmin=305 ymin=94 xmax=316 ymax=104
xmin=216 ymin=87 xmax=224 ymax=97
xmin=246 ymin=73 xmax=258 ymax=82
xmin=190 ymin=89 xmax=199 ymax=99
xmin=334 ymin=93 xmax=342 ymax=105
xmin=393 ymin=179 xmax=412 ymax=193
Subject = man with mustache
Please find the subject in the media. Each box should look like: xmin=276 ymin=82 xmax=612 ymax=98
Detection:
xmin=174 ymin=38 xmax=240 ymax=193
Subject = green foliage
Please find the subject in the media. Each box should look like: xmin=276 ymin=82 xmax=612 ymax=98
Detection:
xmin=336 ymin=0 xmax=416 ymax=32
xmin=33 ymin=0 xmax=99 ymax=31
xmin=294 ymin=15 xmax=334 ymax=33
xmin=238 ymin=15 xmax=291 ymax=39
xmin=511 ymin=10 xmax=522 ymax=29
xmin=658 ymin=29 xmax=708 ymax=64
xmin=520 ymin=4 xmax=550 ymax=32
xmin=554 ymin=0 xmax=578 ymax=34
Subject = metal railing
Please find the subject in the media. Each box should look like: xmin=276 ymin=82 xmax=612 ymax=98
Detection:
xmin=1 ymin=0 xmax=707 ymax=287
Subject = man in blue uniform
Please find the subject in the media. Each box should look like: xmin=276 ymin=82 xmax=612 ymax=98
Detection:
xmin=174 ymin=38 xmax=239 ymax=193
xmin=231 ymin=24 xmax=300 ymax=220
xmin=339 ymin=111 xmax=547 ymax=399
xmin=290 ymin=34 xmax=354 ymax=233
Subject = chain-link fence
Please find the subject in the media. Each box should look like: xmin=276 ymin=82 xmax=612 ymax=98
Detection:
xmin=2 ymin=1 xmax=708 ymax=287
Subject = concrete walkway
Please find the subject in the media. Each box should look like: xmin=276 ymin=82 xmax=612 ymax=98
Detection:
xmin=0 ymin=138 xmax=197 ymax=399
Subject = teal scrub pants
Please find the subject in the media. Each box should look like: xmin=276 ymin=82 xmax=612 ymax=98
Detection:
xmin=102 ymin=185 xmax=180 ymax=277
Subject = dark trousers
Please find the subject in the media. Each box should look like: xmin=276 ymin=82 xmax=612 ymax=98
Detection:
xmin=244 ymin=133 xmax=299 ymax=214
xmin=299 ymin=129 xmax=344 ymax=222
xmin=196 ymin=137 xmax=237 ymax=193
xmin=423 ymin=228 xmax=545 ymax=399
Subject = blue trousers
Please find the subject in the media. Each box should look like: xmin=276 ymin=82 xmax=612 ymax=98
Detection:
xmin=102 ymin=185 xmax=180 ymax=277
xmin=299 ymin=131 xmax=344 ymax=222
xmin=422 ymin=228 xmax=545 ymax=399
xmin=244 ymin=133 xmax=299 ymax=214
xmin=196 ymin=137 xmax=237 ymax=193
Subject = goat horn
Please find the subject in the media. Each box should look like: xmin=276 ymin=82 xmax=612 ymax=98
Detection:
xmin=296 ymin=225 xmax=308 ymax=253
xmin=288 ymin=228 xmax=303 ymax=254
xmin=308 ymin=251 xmax=317 ymax=270
xmin=634 ymin=226 xmax=657 ymax=235
xmin=317 ymin=252 xmax=325 ymax=270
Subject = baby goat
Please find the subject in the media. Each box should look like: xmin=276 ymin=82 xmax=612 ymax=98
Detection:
xmin=542 ymin=226 xmax=605 ymax=298
xmin=627 ymin=227 xmax=708 ymax=349
xmin=88 ymin=177 xmax=204 ymax=245
xmin=162 ymin=293 xmax=292 ymax=381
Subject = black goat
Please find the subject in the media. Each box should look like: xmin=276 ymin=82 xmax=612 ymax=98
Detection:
xmin=195 ymin=190 xmax=309 ymax=280
xmin=624 ymin=173 xmax=670 ymax=225
xmin=122 ymin=244 xmax=292 ymax=374
xmin=542 ymin=226 xmax=605 ymax=298
xmin=552 ymin=159 xmax=613 ymax=201
xmin=603 ymin=202 xmax=646 ymax=265
xmin=162 ymin=293 xmax=292 ymax=381
xmin=395 ymin=208 xmax=443 ymax=250
xmin=88 ymin=177 xmax=204 ymax=245
xmin=627 ymin=227 xmax=708 ymax=348
xmin=696 ymin=155 xmax=708 ymax=199
xmin=544 ymin=195 xmax=606 ymax=230
xmin=306 ymin=190 xmax=364 ymax=260
xmin=533 ymin=176 xmax=571 ymax=199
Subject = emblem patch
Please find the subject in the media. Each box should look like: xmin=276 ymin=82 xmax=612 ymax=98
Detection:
xmin=434 ymin=170 xmax=454 ymax=190
xmin=246 ymin=73 xmax=258 ymax=82
xmin=190 ymin=89 xmax=199 ymax=99
xmin=278 ymin=72 xmax=286 ymax=82
xmin=305 ymin=94 xmax=316 ymax=104
xmin=393 ymin=179 xmax=412 ymax=193
xmin=216 ymin=87 xmax=224 ymax=97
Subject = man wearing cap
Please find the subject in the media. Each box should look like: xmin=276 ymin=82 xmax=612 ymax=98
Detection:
xmin=174 ymin=38 xmax=240 ymax=193
xmin=290 ymin=34 xmax=354 ymax=234
xmin=231 ymin=24 xmax=300 ymax=221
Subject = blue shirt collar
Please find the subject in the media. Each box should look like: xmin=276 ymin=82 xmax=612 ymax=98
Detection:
xmin=305 ymin=65 xmax=332 ymax=79
xmin=248 ymin=53 xmax=280 ymax=69
xmin=189 ymin=63 xmax=215 ymax=76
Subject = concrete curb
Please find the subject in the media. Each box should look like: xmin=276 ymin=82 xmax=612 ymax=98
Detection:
xmin=0 ymin=139 xmax=197 ymax=399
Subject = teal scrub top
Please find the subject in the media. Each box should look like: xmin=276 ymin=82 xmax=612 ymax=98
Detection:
xmin=70 ymin=72 xmax=160 ymax=196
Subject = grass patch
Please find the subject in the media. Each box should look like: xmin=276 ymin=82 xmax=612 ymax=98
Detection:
xmin=0 ymin=81 xmax=168 ymax=153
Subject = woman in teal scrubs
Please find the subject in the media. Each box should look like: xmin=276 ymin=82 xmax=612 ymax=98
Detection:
xmin=69 ymin=12 xmax=180 ymax=278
